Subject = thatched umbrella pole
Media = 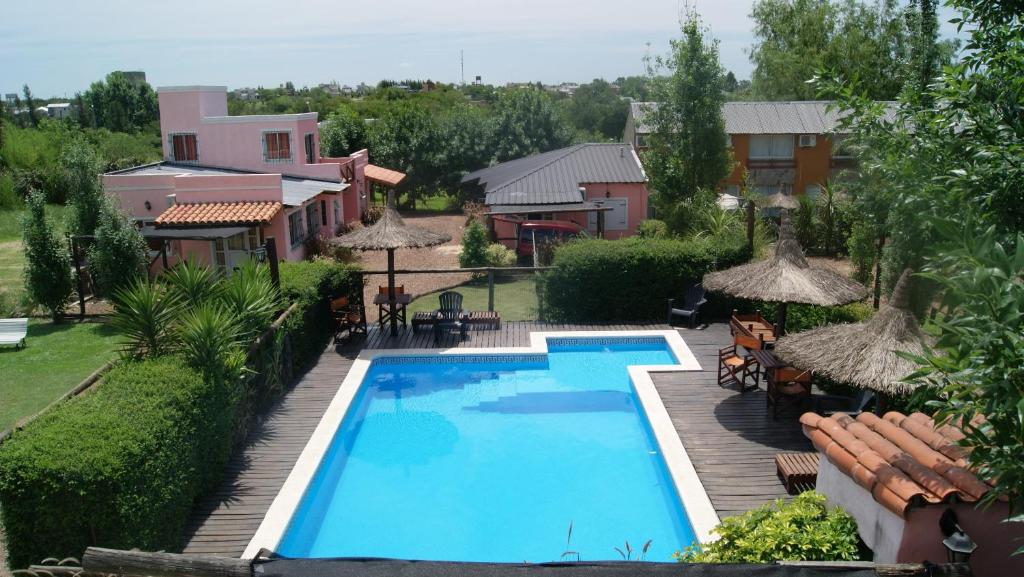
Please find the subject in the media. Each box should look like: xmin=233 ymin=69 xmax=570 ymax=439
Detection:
xmin=387 ymin=247 xmax=397 ymax=337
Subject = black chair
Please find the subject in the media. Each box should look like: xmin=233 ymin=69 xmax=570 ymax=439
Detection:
xmin=667 ymin=284 xmax=708 ymax=329
xmin=433 ymin=291 xmax=468 ymax=343
xmin=812 ymin=389 xmax=878 ymax=416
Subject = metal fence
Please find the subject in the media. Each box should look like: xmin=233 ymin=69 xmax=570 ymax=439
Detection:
xmin=358 ymin=266 xmax=552 ymax=323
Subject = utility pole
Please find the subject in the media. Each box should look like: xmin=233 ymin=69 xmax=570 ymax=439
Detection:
xmin=460 ymin=49 xmax=465 ymax=86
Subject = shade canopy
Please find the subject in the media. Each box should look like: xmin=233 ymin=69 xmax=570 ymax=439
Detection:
xmin=773 ymin=269 xmax=930 ymax=396
xmin=703 ymin=213 xmax=867 ymax=306
xmin=756 ymin=192 xmax=800 ymax=210
xmin=332 ymin=206 xmax=450 ymax=251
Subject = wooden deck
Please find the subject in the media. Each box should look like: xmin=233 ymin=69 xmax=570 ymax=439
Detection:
xmin=181 ymin=321 xmax=811 ymax=556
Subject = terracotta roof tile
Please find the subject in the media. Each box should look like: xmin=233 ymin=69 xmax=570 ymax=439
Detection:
xmin=155 ymin=201 xmax=282 ymax=227
xmin=801 ymin=410 xmax=994 ymax=518
xmin=364 ymin=164 xmax=406 ymax=188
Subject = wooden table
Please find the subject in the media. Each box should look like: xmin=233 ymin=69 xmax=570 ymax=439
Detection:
xmin=750 ymin=349 xmax=785 ymax=377
xmin=373 ymin=293 xmax=413 ymax=328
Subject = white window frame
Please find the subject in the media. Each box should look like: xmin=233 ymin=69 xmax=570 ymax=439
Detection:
xmin=262 ymin=129 xmax=294 ymax=164
xmin=167 ymin=132 xmax=199 ymax=163
xmin=749 ymin=134 xmax=795 ymax=160
xmin=798 ymin=134 xmax=817 ymax=148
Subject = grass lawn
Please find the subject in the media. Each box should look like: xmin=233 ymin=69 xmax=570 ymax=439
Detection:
xmin=0 ymin=319 xmax=120 ymax=431
xmin=0 ymin=205 xmax=67 ymax=313
xmin=406 ymin=276 xmax=541 ymax=321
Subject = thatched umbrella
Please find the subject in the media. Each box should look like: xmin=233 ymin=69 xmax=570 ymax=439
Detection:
xmin=756 ymin=192 xmax=801 ymax=211
xmin=702 ymin=211 xmax=867 ymax=335
xmin=773 ymin=269 xmax=930 ymax=396
xmin=333 ymin=192 xmax=450 ymax=336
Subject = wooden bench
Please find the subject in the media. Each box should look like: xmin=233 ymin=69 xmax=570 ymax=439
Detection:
xmin=412 ymin=312 xmax=436 ymax=333
xmin=0 ymin=318 xmax=28 ymax=349
xmin=413 ymin=310 xmax=501 ymax=332
xmin=731 ymin=310 xmax=777 ymax=347
xmin=776 ymin=452 xmax=820 ymax=494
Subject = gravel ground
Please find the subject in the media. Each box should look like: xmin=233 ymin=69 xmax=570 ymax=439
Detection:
xmin=355 ymin=212 xmax=472 ymax=321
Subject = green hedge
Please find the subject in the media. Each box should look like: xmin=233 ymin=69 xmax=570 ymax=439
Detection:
xmin=541 ymin=236 xmax=750 ymax=322
xmin=0 ymin=357 xmax=237 ymax=567
xmin=279 ymin=260 xmax=363 ymax=371
xmin=702 ymin=296 xmax=874 ymax=334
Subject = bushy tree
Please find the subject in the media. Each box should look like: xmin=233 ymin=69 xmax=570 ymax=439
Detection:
xmin=492 ymin=87 xmax=572 ymax=162
xmin=643 ymin=13 xmax=732 ymax=211
xmin=22 ymin=85 xmax=39 ymax=128
xmin=62 ymin=139 xmax=105 ymax=236
xmin=563 ymin=79 xmax=629 ymax=140
xmin=459 ymin=220 xmax=489 ymax=268
xmin=21 ymin=191 xmax=73 ymax=319
xmin=319 ymin=104 xmax=367 ymax=156
xmin=88 ymin=200 xmax=148 ymax=296
xmin=83 ymin=71 xmax=159 ymax=133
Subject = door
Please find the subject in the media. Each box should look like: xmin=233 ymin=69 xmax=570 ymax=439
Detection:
xmin=213 ymin=228 xmax=262 ymax=273
xmin=588 ymin=198 xmax=629 ymax=232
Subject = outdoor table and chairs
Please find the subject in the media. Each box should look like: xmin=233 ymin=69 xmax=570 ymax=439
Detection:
xmin=752 ymin=349 xmax=812 ymax=419
xmin=374 ymin=285 xmax=412 ymax=329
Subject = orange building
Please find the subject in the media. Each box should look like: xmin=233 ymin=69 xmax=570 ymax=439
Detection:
xmin=623 ymin=101 xmax=887 ymax=200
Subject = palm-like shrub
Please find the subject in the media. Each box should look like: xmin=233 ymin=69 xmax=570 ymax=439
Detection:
xmin=220 ymin=260 xmax=281 ymax=340
xmin=110 ymin=279 xmax=182 ymax=358
xmin=163 ymin=258 xmax=222 ymax=307
xmin=177 ymin=303 xmax=247 ymax=383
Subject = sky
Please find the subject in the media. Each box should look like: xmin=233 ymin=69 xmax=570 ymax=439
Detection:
xmin=0 ymin=0 xmax=962 ymax=99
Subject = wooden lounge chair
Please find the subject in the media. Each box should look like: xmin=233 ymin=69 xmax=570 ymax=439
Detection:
xmin=667 ymin=284 xmax=707 ymax=329
xmin=331 ymin=296 xmax=367 ymax=343
xmin=0 ymin=318 xmax=28 ymax=349
xmin=766 ymin=364 xmax=812 ymax=419
xmin=433 ymin=291 xmax=468 ymax=343
xmin=717 ymin=333 xmax=764 ymax=392
xmin=775 ymin=452 xmax=820 ymax=495
xmin=730 ymin=310 xmax=777 ymax=347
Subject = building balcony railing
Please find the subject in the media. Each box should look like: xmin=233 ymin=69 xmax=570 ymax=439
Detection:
xmin=747 ymin=158 xmax=796 ymax=169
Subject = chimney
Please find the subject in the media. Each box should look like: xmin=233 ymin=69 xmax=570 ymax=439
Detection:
xmin=166 ymin=194 xmax=176 ymax=207
xmin=619 ymin=146 xmax=625 ymax=157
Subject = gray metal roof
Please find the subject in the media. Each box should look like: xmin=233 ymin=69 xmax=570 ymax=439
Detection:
xmin=630 ymin=101 xmax=897 ymax=135
xmin=110 ymin=162 xmax=347 ymax=207
xmin=487 ymin=202 xmax=611 ymax=215
xmin=462 ymin=144 xmax=647 ymax=206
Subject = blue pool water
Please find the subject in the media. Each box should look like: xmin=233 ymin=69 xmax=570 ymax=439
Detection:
xmin=278 ymin=337 xmax=697 ymax=562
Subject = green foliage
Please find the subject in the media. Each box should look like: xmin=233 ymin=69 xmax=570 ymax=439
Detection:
xmin=484 ymin=243 xmax=516 ymax=267
xmin=492 ymin=87 xmax=572 ymax=162
xmin=0 ymin=173 xmax=17 ymax=211
xmin=542 ymin=236 xmax=749 ymax=322
xmin=0 ymin=356 xmax=237 ymax=567
xmin=906 ymin=226 xmax=1024 ymax=528
xmin=749 ymin=0 xmax=957 ymax=100
xmin=82 ymin=71 xmax=159 ymax=134
xmin=163 ymin=258 xmax=223 ymax=307
xmin=676 ymin=492 xmax=861 ymax=563
xmin=635 ymin=219 xmax=669 ymax=239
xmin=110 ymin=279 xmax=182 ymax=358
xmin=278 ymin=259 xmax=363 ymax=371
xmin=847 ymin=220 xmax=876 ymax=285
xmin=87 ymin=200 xmax=148 ymax=296
xmin=794 ymin=195 xmax=817 ymax=250
xmin=219 ymin=260 xmax=281 ymax=340
xmin=20 ymin=191 xmax=73 ymax=319
xmin=459 ymin=220 xmax=490 ymax=268
xmin=643 ymin=14 xmax=731 ymax=206
xmin=61 ymin=139 xmax=105 ymax=236
xmin=177 ymin=303 xmax=248 ymax=384
xmin=561 ymin=79 xmax=629 ymax=140
xmin=319 ymin=104 xmax=368 ymax=156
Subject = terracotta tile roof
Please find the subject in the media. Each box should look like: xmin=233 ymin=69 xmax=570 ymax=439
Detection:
xmin=364 ymin=164 xmax=406 ymax=188
xmin=155 ymin=201 xmax=282 ymax=227
xmin=800 ymin=411 xmax=993 ymax=518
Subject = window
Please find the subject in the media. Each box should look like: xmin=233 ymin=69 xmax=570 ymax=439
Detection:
xmin=306 ymin=202 xmax=320 ymax=236
xmin=798 ymin=134 xmax=816 ymax=148
xmin=727 ymin=134 xmax=733 ymax=148
xmin=635 ymin=134 xmax=648 ymax=148
xmin=169 ymin=133 xmax=198 ymax=162
xmin=288 ymin=210 xmax=305 ymax=247
xmin=831 ymin=134 xmax=853 ymax=158
xmin=263 ymin=131 xmax=292 ymax=163
xmin=749 ymin=134 xmax=794 ymax=160
xmin=333 ymin=200 xmax=341 ymax=228
xmin=320 ymin=200 xmax=328 ymax=226
xmin=305 ymin=133 xmax=316 ymax=164
xmin=805 ymin=184 xmax=822 ymax=199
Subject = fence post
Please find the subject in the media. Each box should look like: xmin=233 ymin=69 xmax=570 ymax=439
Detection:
xmin=487 ymin=269 xmax=495 ymax=312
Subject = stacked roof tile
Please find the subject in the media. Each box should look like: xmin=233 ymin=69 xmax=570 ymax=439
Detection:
xmin=155 ymin=201 xmax=282 ymax=227
xmin=800 ymin=411 xmax=992 ymax=518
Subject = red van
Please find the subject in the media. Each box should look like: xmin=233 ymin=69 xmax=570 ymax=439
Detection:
xmin=516 ymin=221 xmax=584 ymax=257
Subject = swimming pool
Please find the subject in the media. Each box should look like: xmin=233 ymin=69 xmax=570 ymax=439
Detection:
xmin=245 ymin=331 xmax=717 ymax=563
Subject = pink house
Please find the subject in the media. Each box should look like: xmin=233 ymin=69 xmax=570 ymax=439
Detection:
xmin=104 ymin=85 xmax=398 ymax=271
xmin=460 ymin=144 xmax=649 ymax=247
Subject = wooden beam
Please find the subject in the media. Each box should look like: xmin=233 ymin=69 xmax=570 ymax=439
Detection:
xmin=82 ymin=547 xmax=251 ymax=577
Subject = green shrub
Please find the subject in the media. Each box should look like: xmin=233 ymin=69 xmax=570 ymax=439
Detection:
xmin=485 ymin=243 xmax=516 ymax=267
xmin=542 ymin=236 xmax=749 ymax=321
xmin=278 ymin=259 xmax=362 ymax=371
xmin=676 ymin=492 xmax=862 ymax=563
xmin=21 ymin=191 xmax=73 ymax=319
xmin=636 ymin=219 xmax=669 ymax=239
xmin=703 ymin=296 xmax=873 ymax=333
xmin=0 ymin=356 xmax=238 ymax=567
xmin=87 ymin=200 xmax=148 ymax=296
xmin=459 ymin=219 xmax=489 ymax=268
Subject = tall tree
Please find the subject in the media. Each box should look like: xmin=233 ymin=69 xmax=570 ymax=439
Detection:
xmin=61 ymin=140 xmax=105 ymax=236
xmin=87 ymin=198 xmax=148 ymax=296
xmin=563 ymin=79 xmax=629 ymax=140
xmin=492 ymin=86 xmax=572 ymax=162
xmin=319 ymin=104 xmax=368 ymax=157
xmin=22 ymin=85 xmax=39 ymax=128
xmin=83 ymin=71 xmax=158 ymax=133
xmin=749 ymin=0 xmax=955 ymax=101
xmin=642 ymin=13 xmax=732 ymax=208
xmin=21 ymin=191 xmax=74 ymax=320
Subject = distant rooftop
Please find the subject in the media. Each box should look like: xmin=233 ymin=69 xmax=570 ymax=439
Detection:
xmin=631 ymin=100 xmax=898 ymax=135
xmin=108 ymin=162 xmax=347 ymax=207
xmin=462 ymin=143 xmax=646 ymax=206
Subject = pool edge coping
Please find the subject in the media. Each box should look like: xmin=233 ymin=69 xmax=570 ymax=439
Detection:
xmin=241 ymin=330 xmax=721 ymax=559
